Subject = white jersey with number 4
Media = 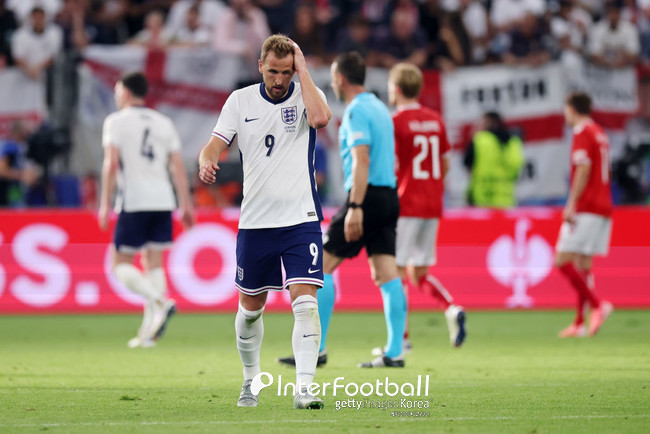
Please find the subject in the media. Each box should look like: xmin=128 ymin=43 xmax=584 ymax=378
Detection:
xmin=212 ymin=82 xmax=325 ymax=229
xmin=102 ymin=106 xmax=181 ymax=212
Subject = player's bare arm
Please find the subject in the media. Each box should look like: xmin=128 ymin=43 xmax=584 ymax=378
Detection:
xmin=198 ymin=136 xmax=228 ymax=185
xmin=345 ymin=145 xmax=370 ymax=243
xmin=289 ymin=39 xmax=332 ymax=129
xmin=168 ymin=152 xmax=195 ymax=229
xmin=98 ymin=146 xmax=119 ymax=231
xmin=563 ymin=163 xmax=590 ymax=223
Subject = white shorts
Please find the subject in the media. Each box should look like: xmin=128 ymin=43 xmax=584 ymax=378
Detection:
xmin=396 ymin=217 xmax=439 ymax=267
xmin=555 ymin=213 xmax=612 ymax=256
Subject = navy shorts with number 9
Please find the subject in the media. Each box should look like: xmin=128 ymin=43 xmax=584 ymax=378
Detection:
xmin=235 ymin=221 xmax=324 ymax=296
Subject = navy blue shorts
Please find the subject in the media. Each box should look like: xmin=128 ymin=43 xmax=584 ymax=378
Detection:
xmin=114 ymin=211 xmax=173 ymax=254
xmin=235 ymin=221 xmax=324 ymax=296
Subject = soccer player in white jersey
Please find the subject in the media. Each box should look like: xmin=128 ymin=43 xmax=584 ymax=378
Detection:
xmin=198 ymin=35 xmax=332 ymax=409
xmin=98 ymin=72 xmax=195 ymax=348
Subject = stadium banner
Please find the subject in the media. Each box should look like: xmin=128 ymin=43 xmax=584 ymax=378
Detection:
xmin=0 ymin=207 xmax=649 ymax=314
xmin=75 ymin=49 xmax=641 ymax=205
xmin=567 ymin=63 xmax=638 ymax=129
xmin=0 ymin=69 xmax=46 ymax=138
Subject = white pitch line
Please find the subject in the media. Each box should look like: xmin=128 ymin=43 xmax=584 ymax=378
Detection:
xmin=2 ymin=420 xmax=339 ymax=428
xmin=3 ymin=414 xmax=649 ymax=428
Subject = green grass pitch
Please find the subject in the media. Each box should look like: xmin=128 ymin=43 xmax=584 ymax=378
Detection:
xmin=0 ymin=310 xmax=648 ymax=433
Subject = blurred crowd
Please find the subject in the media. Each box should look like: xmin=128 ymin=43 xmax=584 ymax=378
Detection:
xmin=1 ymin=0 xmax=650 ymax=71
xmin=1 ymin=0 xmax=650 ymax=208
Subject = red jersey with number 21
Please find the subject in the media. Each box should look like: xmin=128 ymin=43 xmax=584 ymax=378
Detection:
xmin=571 ymin=120 xmax=612 ymax=217
xmin=393 ymin=104 xmax=450 ymax=218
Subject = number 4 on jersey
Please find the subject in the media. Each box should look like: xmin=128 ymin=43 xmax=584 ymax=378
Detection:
xmin=141 ymin=128 xmax=155 ymax=161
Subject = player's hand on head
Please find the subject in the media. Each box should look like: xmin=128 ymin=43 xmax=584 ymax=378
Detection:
xmin=198 ymin=161 xmax=219 ymax=184
xmin=344 ymin=208 xmax=363 ymax=243
xmin=288 ymin=38 xmax=307 ymax=74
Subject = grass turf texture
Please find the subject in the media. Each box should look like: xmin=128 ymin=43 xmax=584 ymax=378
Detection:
xmin=0 ymin=311 xmax=648 ymax=433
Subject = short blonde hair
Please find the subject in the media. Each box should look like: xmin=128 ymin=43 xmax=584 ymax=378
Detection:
xmin=389 ymin=63 xmax=423 ymax=99
xmin=260 ymin=34 xmax=295 ymax=63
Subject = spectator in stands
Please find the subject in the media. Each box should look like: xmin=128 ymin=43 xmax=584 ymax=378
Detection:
xmin=256 ymin=0 xmax=296 ymax=35
xmin=85 ymin=0 xmax=125 ymax=45
xmin=550 ymin=0 xmax=593 ymax=71
xmin=463 ymin=112 xmax=525 ymax=208
xmin=212 ymin=0 xmax=270 ymax=85
xmin=56 ymin=0 xmax=91 ymax=52
xmin=129 ymin=9 xmax=172 ymax=49
xmin=459 ymin=0 xmax=490 ymax=64
xmin=334 ymin=14 xmax=373 ymax=57
xmin=289 ymin=1 xmax=327 ymax=65
xmin=490 ymin=0 xmax=546 ymax=33
xmin=640 ymin=0 xmax=650 ymax=63
xmin=11 ymin=6 xmax=63 ymax=81
xmin=0 ymin=0 xmax=18 ymax=67
xmin=503 ymin=11 xmax=554 ymax=66
xmin=123 ymin=1 xmax=173 ymax=38
xmin=6 ymin=0 xmax=62 ymax=23
xmin=437 ymin=10 xmax=472 ymax=69
xmin=169 ymin=4 xmax=211 ymax=47
xmin=418 ymin=0 xmax=469 ymax=70
xmin=589 ymin=0 xmax=639 ymax=68
xmin=369 ymin=6 xmax=427 ymax=68
xmin=0 ymin=121 xmax=39 ymax=207
xmin=165 ymin=0 xmax=224 ymax=36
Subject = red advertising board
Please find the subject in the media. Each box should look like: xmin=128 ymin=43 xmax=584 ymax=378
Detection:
xmin=0 ymin=207 xmax=648 ymax=313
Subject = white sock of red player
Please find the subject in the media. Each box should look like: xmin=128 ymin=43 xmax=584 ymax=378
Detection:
xmin=235 ymin=304 xmax=264 ymax=381
xmin=291 ymin=295 xmax=320 ymax=390
xmin=418 ymin=274 xmax=454 ymax=309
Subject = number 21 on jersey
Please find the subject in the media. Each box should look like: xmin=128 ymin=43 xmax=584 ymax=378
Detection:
xmin=413 ymin=134 xmax=440 ymax=180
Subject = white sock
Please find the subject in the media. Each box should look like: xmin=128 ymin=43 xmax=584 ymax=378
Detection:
xmin=114 ymin=263 xmax=159 ymax=302
xmin=292 ymin=295 xmax=320 ymax=391
xmin=146 ymin=268 xmax=167 ymax=300
xmin=235 ymin=304 xmax=264 ymax=381
xmin=138 ymin=300 xmax=155 ymax=338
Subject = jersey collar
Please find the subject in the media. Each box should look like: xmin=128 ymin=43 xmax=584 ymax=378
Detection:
xmin=573 ymin=118 xmax=593 ymax=134
xmin=259 ymin=82 xmax=295 ymax=105
xmin=396 ymin=102 xmax=421 ymax=112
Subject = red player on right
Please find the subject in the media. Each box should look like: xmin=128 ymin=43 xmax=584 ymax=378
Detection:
xmin=555 ymin=92 xmax=613 ymax=338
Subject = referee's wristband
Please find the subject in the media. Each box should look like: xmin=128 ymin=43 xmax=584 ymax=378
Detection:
xmin=347 ymin=201 xmax=362 ymax=209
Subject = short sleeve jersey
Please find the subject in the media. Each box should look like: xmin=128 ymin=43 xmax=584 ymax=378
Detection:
xmin=212 ymin=82 xmax=324 ymax=229
xmin=571 ymin=120 xmax=613 ymax=217
xmin=102 ymin=107 xmax=181 ymax=212
xmin=393 ymin=104 xmax=450 ymax=218
xmin=339 ymin=92 xmax=396 ymax=192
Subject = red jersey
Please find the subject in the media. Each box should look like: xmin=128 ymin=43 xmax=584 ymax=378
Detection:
xmin=393 ymin=104 xmax=450 ymax=218
xmin=570 ymin=120 xmax=613 ymax=217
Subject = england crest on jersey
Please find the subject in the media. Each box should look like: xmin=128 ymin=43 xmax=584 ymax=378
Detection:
xmin=281 ymin=106 xmax=297 ymax=125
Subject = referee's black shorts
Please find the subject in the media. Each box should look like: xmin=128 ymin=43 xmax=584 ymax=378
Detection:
xmin=323 ymin=186 xmax=400 ymax=259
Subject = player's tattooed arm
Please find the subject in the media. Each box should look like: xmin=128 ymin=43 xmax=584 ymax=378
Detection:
xmin=289 ymin=39 xmax=331 ymax=129
xmin=198 ymin=135 xmax=228 ymax=185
